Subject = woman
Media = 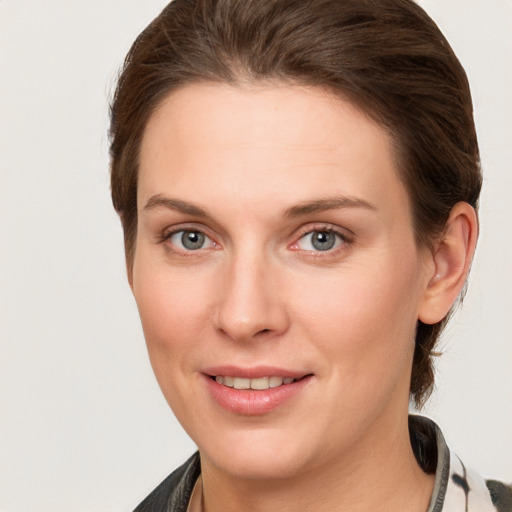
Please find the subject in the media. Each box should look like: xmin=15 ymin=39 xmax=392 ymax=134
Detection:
xmin=109 ymin=1 xmax=511 ymax=511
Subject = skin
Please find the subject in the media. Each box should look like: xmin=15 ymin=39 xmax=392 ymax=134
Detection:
xmin=131 ymin=82 xmax=477 ymax=512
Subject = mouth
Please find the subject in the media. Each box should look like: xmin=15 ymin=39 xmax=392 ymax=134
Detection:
xmin=203 ymin=367 xmax=313 ymax=414
xmin=212 ymin=375 xmax=300 ymax=390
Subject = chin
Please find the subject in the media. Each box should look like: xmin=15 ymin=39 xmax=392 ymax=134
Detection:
xmin=197 ymin=427 xmax=316 ymax=480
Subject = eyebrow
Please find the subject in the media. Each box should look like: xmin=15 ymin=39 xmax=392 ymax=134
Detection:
xmin=143 ymin=194 xmax=376 ymax=219
xmin=143 ymin=195 xmax=209 ymax=217
xmin=284 ymin=196 xmax=376 ymax=218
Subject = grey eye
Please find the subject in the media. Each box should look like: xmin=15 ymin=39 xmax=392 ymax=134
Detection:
xmin=310 ymin=231 xmax=337 ymax=251
xmin=170 ymin=230 xmax=210 ymax=250
xmin=181 ymin=231 xmax=205 ymax=250
xmin=296 ymin=230 xmax=345 ymax=252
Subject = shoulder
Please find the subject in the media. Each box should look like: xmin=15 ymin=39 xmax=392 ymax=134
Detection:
xmin=133 ymin=452 xmax=201 ymax=512
xmin=409 ymin=415 xmax=512 ymax=512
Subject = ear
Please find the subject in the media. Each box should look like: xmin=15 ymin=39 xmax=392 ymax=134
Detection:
xmin=418 ymin=202 xmax=478 ymax=325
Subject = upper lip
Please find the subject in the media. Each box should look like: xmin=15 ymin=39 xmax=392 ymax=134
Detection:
xmin=202 ymin=365 xmax=311 ymax=379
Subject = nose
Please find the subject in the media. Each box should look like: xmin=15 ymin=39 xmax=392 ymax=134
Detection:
xmin=214 ymin=252 xmax=290 ymax=342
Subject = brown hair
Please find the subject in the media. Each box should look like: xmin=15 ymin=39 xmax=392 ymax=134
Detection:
xmin=109 ymin=0 xmax=481 ymax=407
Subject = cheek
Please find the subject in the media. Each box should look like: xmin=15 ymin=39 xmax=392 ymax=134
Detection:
xmin=131 ymin=262 xmax=218 ymax=418
xmin=131 ymin=257 xmax=215 ymax=370
xmin=290 ymin=255 xmax=422 ymax=375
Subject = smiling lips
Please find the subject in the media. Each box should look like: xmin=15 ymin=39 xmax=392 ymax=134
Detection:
xmin=205 ymin=371 xmax=312 ymax=414
xmin=215 ymin=375 xmax=296 ymax=390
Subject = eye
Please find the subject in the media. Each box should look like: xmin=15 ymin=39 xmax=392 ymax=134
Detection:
xmin=168 ymin=230 xmax=215 ymax=251
xmin=296 ymin=230 xmax=346 ymax=252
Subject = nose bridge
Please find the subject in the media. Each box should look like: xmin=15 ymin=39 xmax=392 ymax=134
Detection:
xmin=215 ymin=245 xmax=288 ymax=341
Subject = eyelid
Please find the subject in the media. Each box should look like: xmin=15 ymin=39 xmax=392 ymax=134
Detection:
xmin=156 ymin=222 xmax=352 ymax=255
xmin=171 ymin=230 xmax=215 ymax=250
xmin=157 ymin=223 xmax=220 ymax=253
xmin=289 ymin=223 xmax=353 ymax=252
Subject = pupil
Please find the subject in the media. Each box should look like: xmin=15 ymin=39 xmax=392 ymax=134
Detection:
xmin=312 ymin=231 xmax=335 ymax=251
xmin=182 ymin=231 xmax=205 ymax=250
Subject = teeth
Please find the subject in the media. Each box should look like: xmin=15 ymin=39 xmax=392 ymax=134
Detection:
xmin=215 ymin=375 xmax=297 ymax=390
xmin=233 ymin=377 xmax=251 ymax=390
xmin=269 ymin=376 xmax=284 ymax=388
xmin=250 ymin=377 xmax=269 ymax=390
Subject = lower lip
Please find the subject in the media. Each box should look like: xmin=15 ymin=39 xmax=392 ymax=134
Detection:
xmin=203 ymin=375 xmax=313 ymax=415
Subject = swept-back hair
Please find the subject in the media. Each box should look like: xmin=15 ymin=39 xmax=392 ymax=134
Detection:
xmin=109 ymin=0 xmax=481 ymax=406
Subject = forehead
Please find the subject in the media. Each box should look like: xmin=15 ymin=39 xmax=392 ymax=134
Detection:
xmin=141 ymin=82 xmax=390 ymax=157
xmin=138 ymin=82 xmax=409 ymax=220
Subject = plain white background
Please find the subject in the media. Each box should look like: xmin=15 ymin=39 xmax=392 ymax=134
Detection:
xmin=0 ymin=1 xmax=510 ymax=511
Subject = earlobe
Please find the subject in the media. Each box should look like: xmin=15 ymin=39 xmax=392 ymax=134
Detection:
xmin=418 ymin=202 xmax=478 ymax=325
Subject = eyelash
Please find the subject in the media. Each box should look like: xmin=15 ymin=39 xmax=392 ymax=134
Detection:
xmin=290 ymin=225 xmax=353 ymax=255
xmin=157 ymin=226 xmax=218 ymax=255
xmin=156 ymin=224 xmax=353 ymax=256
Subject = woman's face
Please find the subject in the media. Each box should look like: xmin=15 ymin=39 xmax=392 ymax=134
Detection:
xmin=133 ymin=83 xmax=434 ymax=479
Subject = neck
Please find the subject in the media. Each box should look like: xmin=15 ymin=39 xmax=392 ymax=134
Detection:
xmin=199 ymin=413 xmax=434 ymax=512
